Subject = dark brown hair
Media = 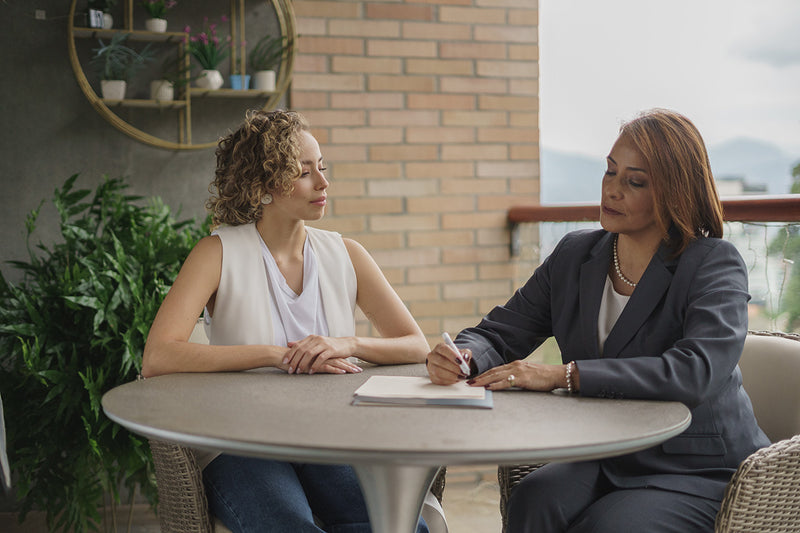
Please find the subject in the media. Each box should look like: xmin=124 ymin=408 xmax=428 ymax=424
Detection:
xmin=619 ymin=108 xmax=723 ymax=255
xmin=206 ymin=109 xmax=310 ymax=228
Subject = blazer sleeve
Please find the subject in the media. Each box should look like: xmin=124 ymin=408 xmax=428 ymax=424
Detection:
xmin=578 ymin=238 xmax=750 ymax=407
xmin=455 ymin=231 xmax=572 ymax=374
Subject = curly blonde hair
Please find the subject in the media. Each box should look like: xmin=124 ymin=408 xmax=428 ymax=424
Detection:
xmin=206 ymin=109 xmax=310 ymax=228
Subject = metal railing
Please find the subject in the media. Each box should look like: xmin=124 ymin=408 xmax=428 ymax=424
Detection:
xmin=507 ymin=194 xmax=800 ymax=333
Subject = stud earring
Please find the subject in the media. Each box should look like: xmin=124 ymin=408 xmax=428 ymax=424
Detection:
xmin=261 ymin=193 xmax=273 ymax=205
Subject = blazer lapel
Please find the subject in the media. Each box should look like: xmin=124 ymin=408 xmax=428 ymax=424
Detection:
xmin=602 ymin=243 xmax=676 ymax=357
xmin=579 ymin=233 xmax=614 ymax=358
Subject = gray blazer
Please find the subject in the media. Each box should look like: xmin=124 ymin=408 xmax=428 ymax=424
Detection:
xmin=459 ymin=229 xmax=770 ymax=501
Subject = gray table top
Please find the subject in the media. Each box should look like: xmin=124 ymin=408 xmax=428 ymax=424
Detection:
xmin=102 ymin=363 xmax=691 ymax=466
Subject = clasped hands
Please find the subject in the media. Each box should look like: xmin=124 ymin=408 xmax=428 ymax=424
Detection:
xmin=426 ymin=342 xmax=564 ymax=391
xmin=281 ymin=335 xmax=362 ymax=375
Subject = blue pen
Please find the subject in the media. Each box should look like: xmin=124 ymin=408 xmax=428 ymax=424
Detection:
xmin=442 ymin=332 xmax=471 ymax=376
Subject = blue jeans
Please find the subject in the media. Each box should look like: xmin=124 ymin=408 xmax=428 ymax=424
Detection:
xmin=203 ymin=454 xmax=429 ymax=533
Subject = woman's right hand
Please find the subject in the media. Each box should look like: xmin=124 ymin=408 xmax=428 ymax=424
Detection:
xmin=426 ymin=342 xmax=472 ymax=385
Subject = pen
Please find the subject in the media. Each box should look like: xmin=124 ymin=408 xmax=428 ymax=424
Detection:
xmin=442 ymin=332 xmax=471 ymax=376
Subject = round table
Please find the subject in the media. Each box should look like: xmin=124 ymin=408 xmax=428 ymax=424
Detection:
xmin=102 ymin=363 xmax=691 ymax=533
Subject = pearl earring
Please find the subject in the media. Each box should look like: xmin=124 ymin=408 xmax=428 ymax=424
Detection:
xmin=261 ymin=193 xmax=273 ymax=205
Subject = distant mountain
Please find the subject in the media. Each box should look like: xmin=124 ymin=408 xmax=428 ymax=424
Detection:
xmin=708 ymin=138 xmax=797 ymax=195
xmin=541 ymin=138 xmax=798 ymax=203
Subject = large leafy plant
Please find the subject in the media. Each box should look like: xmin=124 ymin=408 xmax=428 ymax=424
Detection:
xmin=0 ymin=174 xmax=208 ymax=532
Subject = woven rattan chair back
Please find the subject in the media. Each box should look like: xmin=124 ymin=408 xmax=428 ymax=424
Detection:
xmin=498 ymin=331 xmax=800 ymax=533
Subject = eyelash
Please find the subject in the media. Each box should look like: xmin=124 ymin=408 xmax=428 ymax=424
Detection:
xmin=604 ymin=171 xmax=644 ymax=188
xmin=301 ymin=167 xmax=327 ymax=177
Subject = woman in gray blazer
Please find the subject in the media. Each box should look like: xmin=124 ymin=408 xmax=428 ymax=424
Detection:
xmin=427 ymin=109 xmax=769 ymax=532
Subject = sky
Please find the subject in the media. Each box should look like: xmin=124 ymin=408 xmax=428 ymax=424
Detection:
xmin=538 ymin=0 xmax=800 ymax=159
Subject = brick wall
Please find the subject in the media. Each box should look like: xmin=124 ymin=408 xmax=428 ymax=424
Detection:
xmin=290 ymin=0 xmax=540 ymax=344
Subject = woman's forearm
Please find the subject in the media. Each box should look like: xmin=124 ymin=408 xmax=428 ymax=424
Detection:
xmin=350 ymin=333 xmax=429 ymax=365
xmin=141 ymin=340 xmax=287 ymax=378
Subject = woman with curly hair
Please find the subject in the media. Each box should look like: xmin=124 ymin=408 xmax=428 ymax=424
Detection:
xmin=143 ymin=109 xmax=432 ymax=533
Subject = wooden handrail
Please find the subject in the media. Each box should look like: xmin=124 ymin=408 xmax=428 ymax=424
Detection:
xmin=507 ymin=194 xmax=800 ymax=256
xmin=508 ymin=195 xmax=800 ymax=224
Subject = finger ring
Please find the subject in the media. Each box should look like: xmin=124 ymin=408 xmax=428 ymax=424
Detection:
xmin=507 ymin=374 xmax=516 ymax=387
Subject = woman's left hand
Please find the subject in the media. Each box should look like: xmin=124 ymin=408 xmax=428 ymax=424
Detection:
xmin=283 ymin=335 xmax=361 ymax=374
xmin=468 ymin=360 xmax=563 ymax=391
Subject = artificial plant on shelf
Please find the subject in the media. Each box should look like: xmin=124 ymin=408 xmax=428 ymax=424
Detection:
xmin=248 ymin=34 xmax=287 ymax=91
xmin=90 ymin=33 xmax=154 ymax=99
xmin=0 ymin=173 xmax=209 ymax=532
xmin=140 ymin=0 xmax=177 ymax=20
xmin=184 ymin=15 xmax=231 ymax=89
xmin=150 ymin=50 xmax=201 ymax=101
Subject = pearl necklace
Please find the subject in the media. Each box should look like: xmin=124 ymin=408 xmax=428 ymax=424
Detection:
xmin=613 ymin=235 xmax=638 ymax=288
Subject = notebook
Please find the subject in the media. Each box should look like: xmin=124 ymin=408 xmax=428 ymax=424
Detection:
xmin=352 ymin=376 xmax=493 ymax=408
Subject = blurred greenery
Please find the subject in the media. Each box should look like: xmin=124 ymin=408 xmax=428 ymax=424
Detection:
xmin=0 ymin=174 xmax=208 ymax=532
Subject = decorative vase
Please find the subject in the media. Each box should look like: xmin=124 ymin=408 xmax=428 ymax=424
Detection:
xmin=100 ymin=80 xmax=126 ymax=100
xmin=253 ymin=70 xmax=276 ymax=92
xmin=195 ymin=69 xmax=224 ymax=90
xmin=145 ymin=18 xmax=167 ymax=33
xmin=230 ymin=74 xmax=251 ymax=90
xmin=102 ymin=12 xmax=113 ymax=29
xmin=150 ymin=80 xmax=174 ymax=101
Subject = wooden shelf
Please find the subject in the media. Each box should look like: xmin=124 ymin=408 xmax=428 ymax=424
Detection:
xmin=67 ymin=0 xmax=296 ymax=150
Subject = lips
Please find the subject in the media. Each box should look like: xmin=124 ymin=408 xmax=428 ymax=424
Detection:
xmin=311 ymin=197 xmax=327 ymax=206
xmin=602 ymin=205 xmax=622 ymax=216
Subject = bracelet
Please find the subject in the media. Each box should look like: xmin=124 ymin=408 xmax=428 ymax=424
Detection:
xmin=566 ymin=361 xmax=576 ymax=394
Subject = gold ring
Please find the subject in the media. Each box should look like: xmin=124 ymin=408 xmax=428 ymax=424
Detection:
xmin=507 ymin=374 xmax=516 ymax=387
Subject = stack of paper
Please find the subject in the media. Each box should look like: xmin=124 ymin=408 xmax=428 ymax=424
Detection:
xmin=352 ymin=376 xmax=493 ymax=408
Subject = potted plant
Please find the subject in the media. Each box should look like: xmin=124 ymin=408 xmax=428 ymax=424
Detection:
xmin=248 ymin=34 xmax=286 ymax=91
xmin=184 ymin=15 xmax=231 ymax=90
xmin=140 ymin=0 xmax=177 ymax=33
xmin=0 ymin=174 xmax=209 ymax=532
xmin=91 ymin=33 xmax=154 ymax=100
xmin=150 ymin=51 xmax=200 ymax=102
xmin=87 ymin=0 xmax=117 ymax=29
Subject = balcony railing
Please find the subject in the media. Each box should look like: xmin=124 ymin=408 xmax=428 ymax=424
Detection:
xmin=507 ymin=194 xmax=800 ymax=333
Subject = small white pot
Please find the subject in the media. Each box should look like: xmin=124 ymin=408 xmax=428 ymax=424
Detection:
xmin=195 ymin=69 xmax=224 ymax=90
xmin=150 ymin=80 xmax=174 ymax=101
xmin=145 ymin=18 xmax=167 ymax=33
xmin=253 ymin=70 xmax=276 ymax=92
xmin=102 ymin=13 xmax=113 ymax=29
xmin=100 ymin=80 xmax=126 ymax=100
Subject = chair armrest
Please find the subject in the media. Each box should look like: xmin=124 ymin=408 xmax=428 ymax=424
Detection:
xmin=715 ymin=434 xmax=800 ymax=532
xmin=149 ymin=439 xmax=214 ymax=533
xmin=497 ymin=463 xmax=547 ymax=533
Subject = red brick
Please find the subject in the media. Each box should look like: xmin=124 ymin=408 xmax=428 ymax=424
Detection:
xmin=406 ymin=162 xmax=475 ymax=179
xmin=441 ymin=144 xmax=508 ymax=161
xmin=440 ymin=6 xmax=506 ymax=24
xmin=408 ymin=94 xmax=476 ymax=111
xmin=369 ymin=144 xmax=439 ymax=161
xmin=408 ymin=264 xmax=476 ymax=284
xmin=370 ymin=110 xmax=440 ymax=126
xmin=406 ymin=126 xmax=475 ymax=144
xmin=329 ymin=20 xmax=401 ymax=38
xmin=298 ymin=37 xmax=365 ymax=55
xmin=332 ymin=162 xmax=403 ymax=179
xmin=334 ymin=197 xmax=403 ymax=215
xmin=402 ymin=22 xmax=471 ymax=40
xmin=366 ymin=3 xmax=435 ymax=21
xmin=407 ymin=196 xmax=475 ymax=213
xmin=369 ymin=75 xmax=436 ymax=92
xmin=441 ymin=77 xmax=507 ymax=94
xmin=294 ymin=1 xmax=360 ymax=18
xmin=440 ymin=42 xmax=507 ymax=59
xmin=368 ymin=39 xmax=438 ymax=58
xmin=333 ymin=56 xmax=403 ymax=74
xmin=331 ymin=127 xmax=404 ymax=144
xmin=406 ymin=59 xmax=473 ymax=76
xmin=331 ymin=92 xmax=405 ymax=109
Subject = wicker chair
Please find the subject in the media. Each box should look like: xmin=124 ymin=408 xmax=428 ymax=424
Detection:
xmin=150 ymin=439 xmax=447 ymax=533
xmin=496 ymin=331 xmax=800 ymax=533
xmin=150 ymin=323 xmax=447 ymax=532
